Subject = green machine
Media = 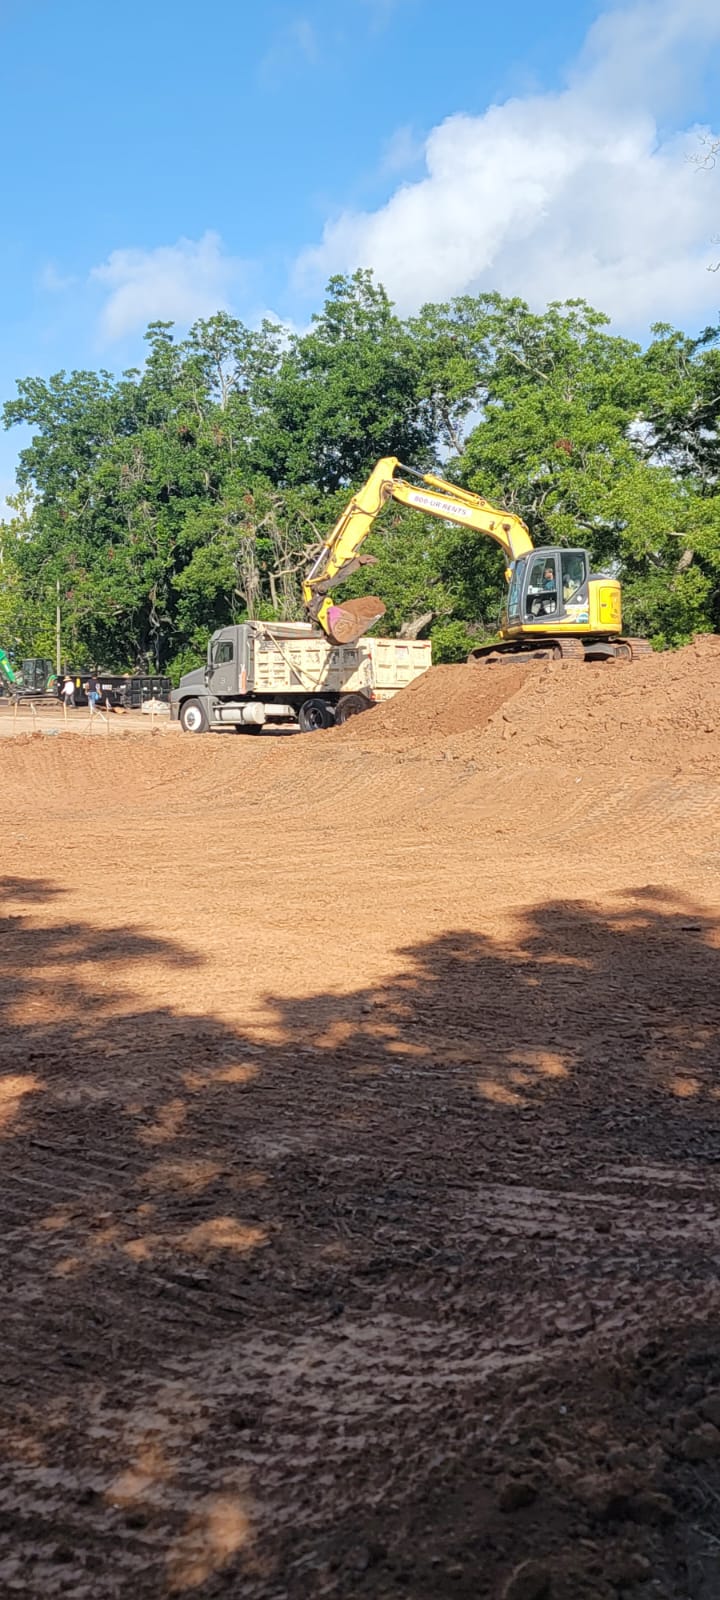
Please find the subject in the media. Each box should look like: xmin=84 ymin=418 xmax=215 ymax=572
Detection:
xmin=0 ymin=653 xmax=58 ymax=699
xmin=0 ymin=648 xmax=17 ymax=692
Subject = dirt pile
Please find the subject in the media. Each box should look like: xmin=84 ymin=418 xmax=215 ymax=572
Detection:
xmin=338 ymin=633 xmax=720 ymax=776
xmin=333 ymin=659 xmax=536 ymax=749
xmin=471 ymin=633 xmax=720 ymax=776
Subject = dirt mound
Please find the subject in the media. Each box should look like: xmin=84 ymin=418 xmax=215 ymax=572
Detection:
xmin=469 ymin=633 xmax=720 ymax=775
xmin=338 ymin=633 xmax=720 ymax=776
xmin=333 ymin=659 xmax=536 ymax=749
xmin=3 ymin=637 xmax=719 ymax=854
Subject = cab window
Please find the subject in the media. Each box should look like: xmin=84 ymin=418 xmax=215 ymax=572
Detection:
xmin=507 ymin=560 xmax=524 ymax=619
xmin=526 ymin=555 xmax=557 ymax=617
xmin=214 ymin=640 xmax=234 ymax=665
xmin=561 ymin=552 xmax=587 ymax=602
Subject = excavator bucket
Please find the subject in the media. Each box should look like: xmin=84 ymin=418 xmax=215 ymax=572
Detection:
xmin=326 ymin=596 xmax=386 ymax=646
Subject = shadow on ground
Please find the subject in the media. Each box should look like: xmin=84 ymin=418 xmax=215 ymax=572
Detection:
xmin=1 ymin=876 xmax=720 ymax=1599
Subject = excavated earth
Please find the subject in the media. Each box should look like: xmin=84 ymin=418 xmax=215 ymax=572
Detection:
xmin=2 ymin=637 xmax=720 ymax=1599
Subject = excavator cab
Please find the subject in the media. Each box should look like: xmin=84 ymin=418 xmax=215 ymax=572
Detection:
xmin=20 ymin=658 xmax=55 ymax=693
xmin=498 ymin=547 xmax=627 ymax=650
xmin=504 ymin=549 xmax=591 ymax=632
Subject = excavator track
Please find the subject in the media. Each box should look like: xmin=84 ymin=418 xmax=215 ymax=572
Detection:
xmin=552 ymin=638 xmax=587 ymax=660
xmin=469 ymin=637 xmax=587 ymax=664
xmin=619 ymin=636 xmax=654 ymax=660
xmin=468 ymin=636 xmax=652 ymax=665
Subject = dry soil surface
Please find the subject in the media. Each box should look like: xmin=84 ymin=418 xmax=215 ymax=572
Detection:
xmin=2 ymin=639 xmax=720 ymax=1599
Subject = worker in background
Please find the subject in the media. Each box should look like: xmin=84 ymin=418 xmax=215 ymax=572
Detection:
xmin=85 ymin=672 xmax=99 ymax=713
xmin=62 ymin=675 xmax=75 ymax=709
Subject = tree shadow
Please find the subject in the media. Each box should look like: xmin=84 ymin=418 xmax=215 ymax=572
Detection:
xmin=1 ymin=877 xmax=720 ymax=1598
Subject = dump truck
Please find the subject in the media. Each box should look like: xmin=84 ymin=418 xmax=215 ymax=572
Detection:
xmin=170 ymin=620 xmax=431 ymax=734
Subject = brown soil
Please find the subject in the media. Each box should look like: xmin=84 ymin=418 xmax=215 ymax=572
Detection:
xmin=2 ymin=638 xmax=720 ymax=1598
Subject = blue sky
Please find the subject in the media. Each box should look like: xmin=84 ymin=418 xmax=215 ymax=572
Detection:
xmin=1 ymin=0 xmax=719 ymax=499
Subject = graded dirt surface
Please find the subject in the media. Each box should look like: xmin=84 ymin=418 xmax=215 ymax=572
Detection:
xmin=2 ymin=639 xmax=720 ymax=1599
xmin=0 ymin=704 xmax=179 ymax=738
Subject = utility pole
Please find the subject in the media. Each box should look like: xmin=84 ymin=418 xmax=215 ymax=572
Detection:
xmin=55 ymin=579 xmax=61 ymax=677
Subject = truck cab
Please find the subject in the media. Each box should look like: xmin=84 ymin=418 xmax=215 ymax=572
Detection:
xmin=171 ymin=626 xmax=267 ymax=734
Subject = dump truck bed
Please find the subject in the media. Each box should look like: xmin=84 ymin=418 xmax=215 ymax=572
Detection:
xmin=248 ymin=625 xmax=431 ymax=702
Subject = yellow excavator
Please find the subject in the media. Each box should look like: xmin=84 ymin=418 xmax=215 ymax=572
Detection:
xmin=302 ymin=457 xmax=651 ymax=662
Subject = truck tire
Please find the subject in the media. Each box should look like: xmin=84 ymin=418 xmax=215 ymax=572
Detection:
xmin=180 ymin=698 xmax=210 ymax=734
xmin=298 ymin=698 xmax=335 ymax=733
xmin=335 ymin=693 xmax=371 ymax=725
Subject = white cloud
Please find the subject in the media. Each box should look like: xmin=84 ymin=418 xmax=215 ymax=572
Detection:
xmin=90 ymin=232 xmax=245 ymax=342
xmin=379 ymin=124 xmax=425 ymax=177
xmin=39 ymin=263 xmax=78 ymax=293
xmin=296 ymin=0 xmax=720 ymax=329
xmin=575 ymin=0 xmax=720 ymax=114
xmin=259 ymin=15 xmax=319 ymax=82
xmin=254 ymin=308 xmax=310 ymax=338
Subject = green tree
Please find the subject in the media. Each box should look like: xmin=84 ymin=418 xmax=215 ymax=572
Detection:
xmin=3 ymin=278 xmax=720 ymax=668
xmin=453 ymin=298 xmax=715 ymax=645
xmin=252 ymin=271 xmax=434 ymax=490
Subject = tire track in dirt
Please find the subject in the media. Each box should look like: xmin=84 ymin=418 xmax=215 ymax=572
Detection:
xmin=3 ymin=638 xmax=720 ymax=1598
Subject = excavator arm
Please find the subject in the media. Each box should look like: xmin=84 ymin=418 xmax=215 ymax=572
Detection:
xmin=301 ymin=458 xmax=401 ymax=645
xmin=302 ymin=457 xmax=534 ymax=645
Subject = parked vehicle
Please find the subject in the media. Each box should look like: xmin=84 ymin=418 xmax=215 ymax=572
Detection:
xmin=171 ymin=621 xmax=430 ymax=734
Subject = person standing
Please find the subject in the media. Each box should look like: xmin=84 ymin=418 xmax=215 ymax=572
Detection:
xmin=62 ymin=675 xmax=76 ymax=709
xmin=85 ymin=672 xmax=99 ymax=713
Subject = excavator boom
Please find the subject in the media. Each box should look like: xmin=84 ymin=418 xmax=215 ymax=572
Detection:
xmin=303 ymin=458 xmax=533 ymax=645
xmin=389 ymin=477 xmax=533 ymax=561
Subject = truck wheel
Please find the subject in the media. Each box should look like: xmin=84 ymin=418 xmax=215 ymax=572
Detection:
xmin=180 ymin=698 xmax=209 ymax=734
xmin=298 ymin=698 xmax=335 ymax=733
xmin=335 ymin=693 xmax=371 ymax=725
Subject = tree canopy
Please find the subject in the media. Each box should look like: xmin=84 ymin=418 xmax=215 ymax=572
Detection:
xmin=2 ymin=269 xmax=719 ymax=676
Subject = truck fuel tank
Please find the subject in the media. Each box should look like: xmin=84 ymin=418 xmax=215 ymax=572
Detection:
xmin=215 ymin=702 xmax=266 ymax=725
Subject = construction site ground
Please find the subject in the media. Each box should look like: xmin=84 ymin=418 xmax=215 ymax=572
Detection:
xmin=2 ymin=637 xmax=720 ymax=1600
xmin=0 ymin=704 xmax=180 ymax=738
